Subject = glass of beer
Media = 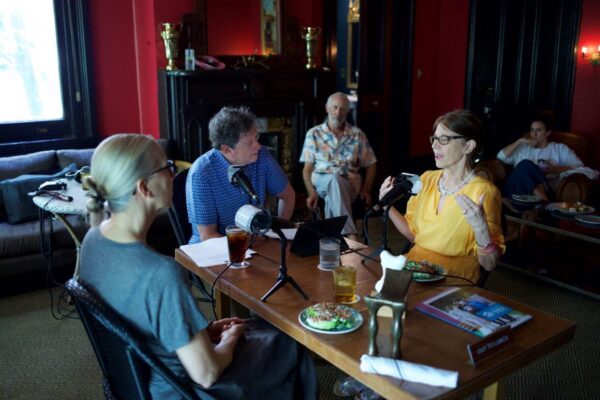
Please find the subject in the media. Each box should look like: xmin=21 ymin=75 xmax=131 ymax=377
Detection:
xmin=333 ymin=265 xmax=358 ymax=304
xmin=226 ymin=226 xmax=250 ymax=269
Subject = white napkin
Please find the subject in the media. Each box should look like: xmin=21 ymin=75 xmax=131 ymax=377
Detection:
xmin=359 ymin=354 xmax=458 ymax=388
xmin=375 ymin=250 xmax=407 ymax=292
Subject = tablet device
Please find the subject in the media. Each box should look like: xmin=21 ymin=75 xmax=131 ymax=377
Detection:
xmin=290 ymin=216 xmax=349 ymax=257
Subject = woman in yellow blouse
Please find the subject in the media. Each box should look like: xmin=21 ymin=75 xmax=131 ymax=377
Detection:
xmin=380 ymin=110 xmax=505 ymax=283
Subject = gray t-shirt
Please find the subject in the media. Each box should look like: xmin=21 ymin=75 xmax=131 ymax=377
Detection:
xmin=80 ymin=227 xmax=209 ymax=398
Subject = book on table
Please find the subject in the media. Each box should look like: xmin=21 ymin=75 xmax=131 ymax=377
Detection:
xmin=415 ymin=287 xmax=532 ymax=338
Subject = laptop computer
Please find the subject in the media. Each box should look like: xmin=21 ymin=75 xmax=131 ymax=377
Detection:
xmin=290 ymin=216 xmax=349 ymax=257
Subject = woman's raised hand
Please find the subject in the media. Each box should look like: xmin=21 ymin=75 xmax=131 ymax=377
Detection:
xmin=378 ymin=176 xmax=395 ymax=201
xmin=455 ymin=194 xmax=488 ymax=231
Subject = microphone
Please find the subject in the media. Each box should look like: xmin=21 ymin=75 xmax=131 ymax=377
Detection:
xmin=235 ymin=204 xmax=296 ymax=234
xmin=228 ymin=165 xmax=259 ymax=204
xmin=369 ymin=173 xmax=421 ymax=213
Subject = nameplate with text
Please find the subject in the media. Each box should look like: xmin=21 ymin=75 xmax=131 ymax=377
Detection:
xmin=467 ymin=327 xmax=512 ymax=365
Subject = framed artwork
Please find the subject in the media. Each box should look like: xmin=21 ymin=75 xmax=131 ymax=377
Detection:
xmin=260 ymin=0 xmax=281 ymax=55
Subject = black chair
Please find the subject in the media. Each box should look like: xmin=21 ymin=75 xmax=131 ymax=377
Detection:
xmin=168 ymin=169 xmax=213 ymax=303
xmin=168 ymin=169 xmax=192 ymax=247
xmin=65 ymin=278 xmax=201 ymax=400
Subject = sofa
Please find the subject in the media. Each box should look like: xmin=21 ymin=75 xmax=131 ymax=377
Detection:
xmin=0 ymin=142 xmax=177 ymax=287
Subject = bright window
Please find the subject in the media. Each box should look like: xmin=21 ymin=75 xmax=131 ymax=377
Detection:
xmin=0 ymin=0 xmax=64 ymax=123
xmin=0 ymin=0 xmax=95 ymax=154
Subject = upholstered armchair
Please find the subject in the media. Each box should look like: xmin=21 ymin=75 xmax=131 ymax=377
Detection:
xmin=475 ymin=131 xmax=596 ymax=203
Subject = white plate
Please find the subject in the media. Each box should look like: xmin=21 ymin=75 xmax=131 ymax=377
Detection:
xmin=512 ymin=194 xmax=542 ymax=204
xmin=575 ymin=214 xmax=600 ymax=225
xmin=298 ymin=304 xmax=363 ymax=335
xmin=553 ymin=204 xmax=595 ymax=216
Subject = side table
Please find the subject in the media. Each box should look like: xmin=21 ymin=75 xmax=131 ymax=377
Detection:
xmin=32 ymin=179 xmax=88 ymax=278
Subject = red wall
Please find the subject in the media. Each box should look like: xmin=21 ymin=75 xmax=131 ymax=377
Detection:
xmin=88 ymin=0 xmax=141 ymax=138
xmin=409 ymin=0 xmax=469 ymax=157
xmin=90 ymin=0 xmax=323 ymax=139
xmin=571 ymin=0 xmax=600 ymax=169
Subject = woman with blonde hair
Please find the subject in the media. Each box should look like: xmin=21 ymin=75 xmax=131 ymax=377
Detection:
xmin=80 ymin=134 xmax=316 ymax=399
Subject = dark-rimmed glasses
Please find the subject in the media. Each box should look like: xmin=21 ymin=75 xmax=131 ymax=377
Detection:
xmin=429 ymin=135 xmax=465 ymax=145
xmin=147 ymin=160 xmax=176 ymax=177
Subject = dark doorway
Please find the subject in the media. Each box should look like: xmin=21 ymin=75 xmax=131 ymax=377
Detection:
xmin=465 ymin=0 xmax=582 ymax=160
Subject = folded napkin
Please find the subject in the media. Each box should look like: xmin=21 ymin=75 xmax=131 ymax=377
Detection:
xmin=359 ymin=355 xmax=458 ymax=388
xmin=375 ymin=250 xmax=407 ymax=292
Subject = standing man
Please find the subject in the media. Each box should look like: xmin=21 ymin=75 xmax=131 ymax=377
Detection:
xmin=187 ymin=106 xmax=295 ymax=243
xmin=300 ymin=92 xmax=377 ymax=239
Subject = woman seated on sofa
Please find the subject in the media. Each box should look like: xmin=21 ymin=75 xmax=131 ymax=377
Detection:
xmin=380 ymin=109 xmax=505 ymax=284
xmin=496 ymin=112 xmax=583 ymax=200
xmin=79 ymin=134 xmax=317 ymax=400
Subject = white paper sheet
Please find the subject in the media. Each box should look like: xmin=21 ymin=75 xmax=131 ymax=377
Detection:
xmin=264 ymin=228 xmax=297 ymax=240
xmin=180 ymin=236 xmax=255 ymax=268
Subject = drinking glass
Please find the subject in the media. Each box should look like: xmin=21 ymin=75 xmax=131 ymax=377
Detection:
xmin=333 ymin=265 xmax=358 ymax=304
xmin=226 ymin=226 xmax=250 ymax=269
xmin=319 ymin=237 xmax=340 ymax=271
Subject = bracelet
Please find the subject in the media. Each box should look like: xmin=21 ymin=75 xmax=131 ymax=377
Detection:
xmin=476 ymin=241 xmax=497 ymax=255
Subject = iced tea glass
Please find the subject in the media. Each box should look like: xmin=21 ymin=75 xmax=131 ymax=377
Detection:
xmin=226 ymin=226 xmax=250 ymax=269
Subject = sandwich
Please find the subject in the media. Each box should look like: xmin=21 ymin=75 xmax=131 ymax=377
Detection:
xmin=305 ymin=303 xmax=354 ymax=330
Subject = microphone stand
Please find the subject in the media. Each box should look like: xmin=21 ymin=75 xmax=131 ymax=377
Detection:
xmin=261 ymin=226 xmax=309 ymax=302
xmin=361 ymin=206 xmax=392 ymax=264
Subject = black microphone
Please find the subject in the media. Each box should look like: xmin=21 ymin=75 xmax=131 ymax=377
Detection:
xmin=369 ymin=173 xmax=421 ymax=213
xmin=228 ymin=165 xmax=259 ymax=204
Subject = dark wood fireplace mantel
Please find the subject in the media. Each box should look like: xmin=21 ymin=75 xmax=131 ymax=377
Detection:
xmin=158 ymin=68 xmax=333 ymax=186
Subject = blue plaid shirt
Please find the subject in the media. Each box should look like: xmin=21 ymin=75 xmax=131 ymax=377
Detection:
xmin=186 ymin=147 xmax=289 ymax=243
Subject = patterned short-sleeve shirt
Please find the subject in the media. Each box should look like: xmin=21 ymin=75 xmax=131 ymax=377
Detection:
xmin=186 ymin=147 xmax=289 ymax=243
xmin=299 ymin=122 xmax=377 ymax=175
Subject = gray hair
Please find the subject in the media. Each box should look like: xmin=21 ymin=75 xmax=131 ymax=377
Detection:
xmin=85 ymin=134 xmax=164 ymax=225
xmin=209 ymin=106 xmax=257 ymax=150
xmin=326 ymin=92 xmax=350 ymax=108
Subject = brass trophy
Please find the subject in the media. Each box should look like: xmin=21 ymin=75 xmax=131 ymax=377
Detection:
xmin=160 ymin=23 xmax=182 ymax=70
xmin=301 ymin=26 xmax=321 ymax=69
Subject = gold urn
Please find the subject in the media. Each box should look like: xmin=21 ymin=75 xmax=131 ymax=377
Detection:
xmin=301 ymin=26 xmax=321 ymax=69
xmin=160 ymin=23 xmax=182 ymax=70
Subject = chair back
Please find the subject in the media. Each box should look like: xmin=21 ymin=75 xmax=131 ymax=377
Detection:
xmin=168 ymin=169 xmax=192 ymax=246
xmin=65 ymin=278 xmax=199 ymax=400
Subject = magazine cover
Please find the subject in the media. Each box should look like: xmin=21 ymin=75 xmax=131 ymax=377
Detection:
xmin=415 ymin=287 xmax=532 ymax=337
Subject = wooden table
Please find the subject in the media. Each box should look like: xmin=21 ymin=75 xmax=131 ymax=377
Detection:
xmin=176 ymin=238 xmax=575 ymax=399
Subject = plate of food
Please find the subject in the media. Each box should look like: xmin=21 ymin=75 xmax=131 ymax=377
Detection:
xmin=406 ymin=260 xmax=446 ymax=282
xmin=512 ymin=194 xmax=542 ymax=204
xmin=574 ymin=214 xmax=600 ymax=226
xmin=552 ymin=201 xmax=595 ymax=215
xmin=299 ymin=303 xmax=363 ymax=334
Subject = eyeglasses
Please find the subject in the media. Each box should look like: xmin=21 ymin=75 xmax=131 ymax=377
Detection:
xmin=429 ymin=135 xmax=465 ymax=145
xmin=147 ymin=160 xmax=176 ymax=177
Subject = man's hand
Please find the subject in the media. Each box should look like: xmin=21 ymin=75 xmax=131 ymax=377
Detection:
xmin=358 ymin=188 xmax=372 ymax=206
xmin=306 ymin=192 xmax=320 ymax=210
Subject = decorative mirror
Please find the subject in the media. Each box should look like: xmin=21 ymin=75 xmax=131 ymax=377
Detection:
xmin=346 ymin=0 xmax=360 ymax=89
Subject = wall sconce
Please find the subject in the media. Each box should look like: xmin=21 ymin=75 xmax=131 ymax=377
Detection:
xmin=581 ymin=45 xmax=600 ymax=66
